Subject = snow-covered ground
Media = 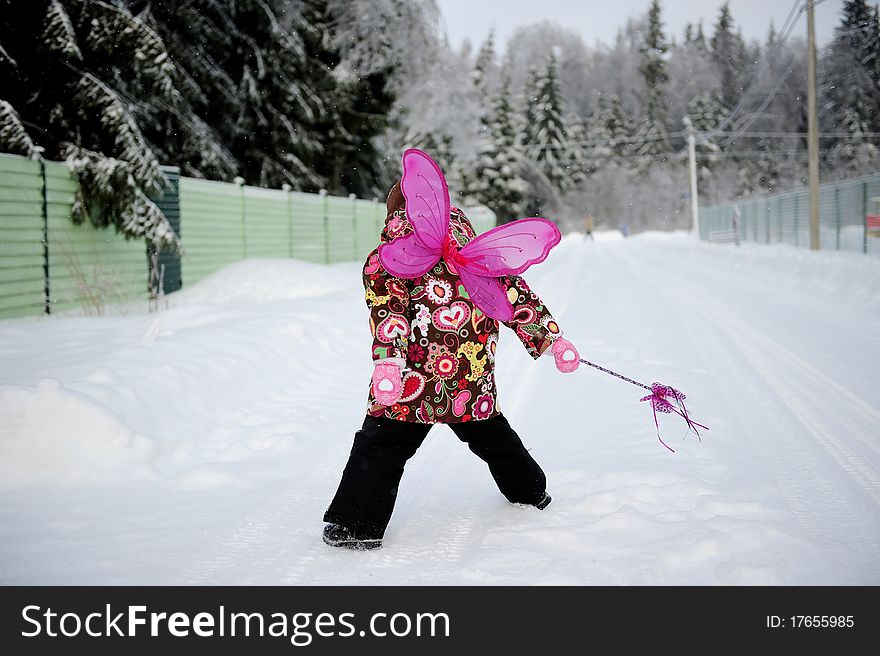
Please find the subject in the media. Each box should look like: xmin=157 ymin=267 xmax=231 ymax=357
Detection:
xmin=1 ymin=232 xmax=878 ymax=585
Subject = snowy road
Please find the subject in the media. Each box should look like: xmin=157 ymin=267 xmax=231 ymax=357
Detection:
xmin=1 ymin=232 xmax=878 ymax=584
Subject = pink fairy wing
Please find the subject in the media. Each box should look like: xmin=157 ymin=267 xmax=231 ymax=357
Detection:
xmin=401 ymin=148 xmax=450 ymax=252
xmin=378 ymin=232 xmax=440 ymax=279
xmin=457 ymin=265 xmax=513 ymax=322
xmin=458 ymin=217 xmax=561 ymax=276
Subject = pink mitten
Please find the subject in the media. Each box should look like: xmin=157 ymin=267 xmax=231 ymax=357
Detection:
xmin=552 ymin=338 xmax=580 ymax=373
xmin=372 ymin=360 xmax=403 ymax=405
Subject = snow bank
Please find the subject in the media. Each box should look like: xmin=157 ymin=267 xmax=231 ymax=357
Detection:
xmin=0 ymin=379 xmax=156 ymax=489
xmin=0 ymin=258 xmax=367 ymax=491
xmin=171 ymin=258 xmax=358 ymax=306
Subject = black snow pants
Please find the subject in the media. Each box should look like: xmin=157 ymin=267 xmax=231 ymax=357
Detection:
xmin=323 ymin=414 xmax=547 ymax=540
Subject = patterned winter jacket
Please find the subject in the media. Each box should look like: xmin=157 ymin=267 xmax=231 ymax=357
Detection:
xmin=364 ymin=206 xmax=562 ymax=423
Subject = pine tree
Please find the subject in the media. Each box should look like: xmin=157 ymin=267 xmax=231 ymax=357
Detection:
xmin=143 ymin=0 xmax=326 ymax=190
xmin=565 ymin=114 xmax=589 ymax=188
xmin=523 ymin=53 xmax=570 ymax=191
xmin=131 ymin=4 xmax=243 ymax=183
xmin=0 ymin=0 xmax=178 ymax=248
xmin=686 ymin=90 xmax=726 ymax=184
xmin=297 ymin=0 xmax=346 ymax=192
xmin=710 ymin=3 xmax=747 ymax=112
xmin=408 ymin=132 xmax=455 ymax=173
xmin=695 ymin=21 xmax=707 ymax=51
xmin=319 ymin=12 xmax=397 ymax=196
xmin=820 ymin=0 xmax=880 ymax=174
xmin=471 ymin=30 xmax=497 ymax=161
xmin=522 ymin=65 xmax=540 ymax=134
xmin=634 ymin=0 xmax=670 ymax=169
xmin=294 ymin=0 xmax=396 ymax=196
xmin=604 ymin=95 xmax=634 ymax=158
xmin=0 ymin=100 xmax=39 ymax=159
xmin=683 ymin=21 xmax=708 ymax=53
xmin=584 ymin=103 xmax=612 ymax=171
xmin=472 ymin=77 xmax=528 ymax=222
xmin=766 ymin=21 xmax=777 ymax=51
xmin=755 ymin=138 xmax=779 ymax=193
xmin=684 ymin=22 xmax=695 ymax=46
xmin=472 ymin=31 xmax=498 ymax=104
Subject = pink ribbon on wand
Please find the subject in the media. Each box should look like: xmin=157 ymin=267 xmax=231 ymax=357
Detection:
xmin=578 ymin=358 xmax=709 ymax=453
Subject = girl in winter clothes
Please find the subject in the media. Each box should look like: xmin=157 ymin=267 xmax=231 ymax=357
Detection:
xmin=323 ymin=157 xmax=579 ymax=550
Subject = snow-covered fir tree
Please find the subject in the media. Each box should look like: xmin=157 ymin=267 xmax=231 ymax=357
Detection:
xmin=601 ymin=95 xmax=635 ymax=158
xmin=0 ymin=100 xmax=39 ymax=159
xmin=710 ymin=3 xmax=748 ymax=113
xmin=522 ymin=65 xmax=541 ymax=132
xmin=754 ymin=137 xmax=780 ymax=194
xmin=687 ymin=90 xmax=726 ymax=184
xmin=143 ymin=0 xmax=325 ymax=190
xmin=295 ymin=0 xmax=398 ymax=196
xmin=523 ymin=53 xmax=570 ymax=192
xmin=633 ymin=0 xmax=671 ymax=170
xmin=0 ymin=0 xmax=177 ymax=248
xmin=564 ymin=114 xmax=589 ymax=189
xmin=472 ymin=77 xmax=528 ymax=223
xmin=583 ymin=102 xmax=613 ymax=171
xmin=131 ymin=0 xmax=258 ymax=183
xmin=316 ymin=1 xmax=405 ymax=196
xmin=668 ymin=17 xmax=716 ymax=124
xmin=820 ymin=0 xmax=880 ymax=175
xmin=472 ymin=31 xmax=498 ymax=106
xmin=405 ymin=131 xmax=455 ymax=174
xmin=683 ymin=21 xmax=708 ymax=51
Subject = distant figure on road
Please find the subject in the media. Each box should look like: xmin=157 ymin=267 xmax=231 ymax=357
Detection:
xmin=619 ymin=223 xmax=629 ymax=238
xmin=584 ymin=214 xmax=594 ymax=241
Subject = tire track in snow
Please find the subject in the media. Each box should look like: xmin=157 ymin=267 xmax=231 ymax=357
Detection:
xmin=597 ymin=241 xmax=879 ymax=572
xmin=634 ymin=275 xmax=840 ymax=540
xmin=615 ymin=243 xmax=880 ymax=510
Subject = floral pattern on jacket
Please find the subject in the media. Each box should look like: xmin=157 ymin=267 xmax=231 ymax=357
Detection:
xmin=364 ymin=206 xmax=562 ymax=424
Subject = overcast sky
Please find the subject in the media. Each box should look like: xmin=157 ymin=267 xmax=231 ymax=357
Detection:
xmin=435 ymin=0 xmax=845 ymax=52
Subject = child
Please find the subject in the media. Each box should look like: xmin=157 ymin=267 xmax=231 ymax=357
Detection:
xmin=322 ymin=157 xmax=580 ymax=551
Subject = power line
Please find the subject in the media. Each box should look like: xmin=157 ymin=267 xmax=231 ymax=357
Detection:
xmin=833 ymin=23 xmax=879 ymax=38
xmin=710 ymin=8 xmax=879 ymax=147
xmin=719 ymin=65 xmax=797 ymax=147
xmin=558 ymin=149 xmax=823 ymax=164
xmin=712 ymin=131 xmax=880 ymax=138
xmin=698 ymin=0 xmax=806 ymax=143
xmin=528 ymin=131 xmax=880 ymax=151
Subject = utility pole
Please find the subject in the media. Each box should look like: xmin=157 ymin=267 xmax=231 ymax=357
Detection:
xmin=684 ymin=116 xmax=700 ymax=237
xmin=807 ymin=0 xmax=820 ymax=250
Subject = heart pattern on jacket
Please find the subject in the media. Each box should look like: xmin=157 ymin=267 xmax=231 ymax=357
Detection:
xmin=376 ymin=314 xmax=409 ymax=343
xmin=432 ymin=301 xmax=471 ymax=332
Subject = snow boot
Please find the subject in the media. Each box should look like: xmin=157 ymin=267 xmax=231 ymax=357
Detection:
xmin=322 ymin=523 xmax=382 ymax=551
xmin=534 ymin=492 xmax=552 ymax=510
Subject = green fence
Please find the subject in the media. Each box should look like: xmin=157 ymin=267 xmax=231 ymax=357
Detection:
xmin=177 ymin=179 xmax=388 ymax=285
xmin=0 ymin=152 xmax=497 ymax=319
xmin=1 ymin=154 xmax=151 ymax=319
xmin=700 ymin=174 xmax=880 ymax=255
xmin=0 ymin=155 xmax=44 ymax=318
